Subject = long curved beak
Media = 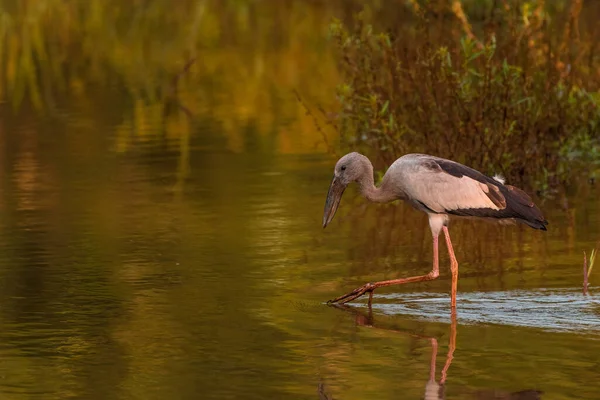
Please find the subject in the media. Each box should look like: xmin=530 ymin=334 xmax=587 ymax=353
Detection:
xmin=323 ymin=176 xmax=346 ymax=228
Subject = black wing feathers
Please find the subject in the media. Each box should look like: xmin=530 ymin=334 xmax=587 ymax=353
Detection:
xmin=426 ymin=158 xmax=548 ymax=231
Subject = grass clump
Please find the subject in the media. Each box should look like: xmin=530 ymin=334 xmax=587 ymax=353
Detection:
xmin=327 ymin=0 xmax=600 ymax=192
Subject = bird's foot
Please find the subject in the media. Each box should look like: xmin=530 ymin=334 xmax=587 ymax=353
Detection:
xmin=327 ymin=282 xmax=376 ymax=305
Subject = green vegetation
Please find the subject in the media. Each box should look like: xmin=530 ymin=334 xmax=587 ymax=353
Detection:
xmin=588 ymin=247 xmax=597 ymax=277
xmin=584 ymin=245 xmax=597 ymax=294
xmin=327 ymin=0 xmax=600 ymax=191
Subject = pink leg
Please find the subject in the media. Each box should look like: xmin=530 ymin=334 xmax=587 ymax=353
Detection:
xmin=329 ymin=234 xmax=440 ymax=305
xmin=442 ymin=227 xmax=459 ymax=309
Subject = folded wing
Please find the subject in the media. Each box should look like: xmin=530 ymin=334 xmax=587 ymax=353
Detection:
xmin=401 ymin=156 xmax=547 ymax=230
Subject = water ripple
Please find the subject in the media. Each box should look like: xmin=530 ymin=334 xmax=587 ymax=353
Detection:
xmin=364 ymin=287 xmax=600 ymax=334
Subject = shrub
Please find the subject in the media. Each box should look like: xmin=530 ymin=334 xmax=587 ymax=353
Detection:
xmin=327 ymin=0 xmax=600 ymax=192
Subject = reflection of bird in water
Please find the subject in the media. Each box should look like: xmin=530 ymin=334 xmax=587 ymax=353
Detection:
xmin=319 ymin=305 xmax=543 ymax=400
xmin=323 ymin=153 xmax=547 ymax=308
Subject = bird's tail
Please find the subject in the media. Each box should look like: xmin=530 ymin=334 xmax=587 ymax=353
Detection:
xmin=505 ymin=185 xmax=548 ymax=231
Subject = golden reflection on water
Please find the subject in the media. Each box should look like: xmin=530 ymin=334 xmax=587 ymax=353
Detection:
xmin=0 ymin=126 xmax=597 ymax=398
xmin=13 ymin=129 xmax=53 ymax=215
xmin=0 ymin=103 xmax=598 ymax=398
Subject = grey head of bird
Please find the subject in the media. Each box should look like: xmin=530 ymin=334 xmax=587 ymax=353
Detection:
xmin=322 ymin=152 xmax=369 ymax=228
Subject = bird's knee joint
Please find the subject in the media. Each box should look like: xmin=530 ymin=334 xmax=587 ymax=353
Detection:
xmin=428 ymin=270 xmax=439 ymax=279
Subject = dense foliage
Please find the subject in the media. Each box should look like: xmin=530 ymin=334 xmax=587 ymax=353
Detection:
xmin=328 ymin=0 xmax=600 ymax=191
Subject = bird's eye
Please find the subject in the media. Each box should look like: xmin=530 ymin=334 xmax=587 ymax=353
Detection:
xmin=341 ymin=165 xmax=346 ymax=171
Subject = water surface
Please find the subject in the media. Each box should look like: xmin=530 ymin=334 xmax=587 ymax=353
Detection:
xmin=0 ymin=2 xmax=599 ymax=400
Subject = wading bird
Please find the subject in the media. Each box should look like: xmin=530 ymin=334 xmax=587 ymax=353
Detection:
xmin=323 ymin=153 xmax=547 ymax=308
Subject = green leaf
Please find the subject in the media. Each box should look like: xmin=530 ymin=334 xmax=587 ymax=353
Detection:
xmin=379 ymin=100 xmax=389 ymax=116
xmin=467 ymin=50 xmax=484 ymax=63
xmin=588 ymin=248 xmax=597 ymax=278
